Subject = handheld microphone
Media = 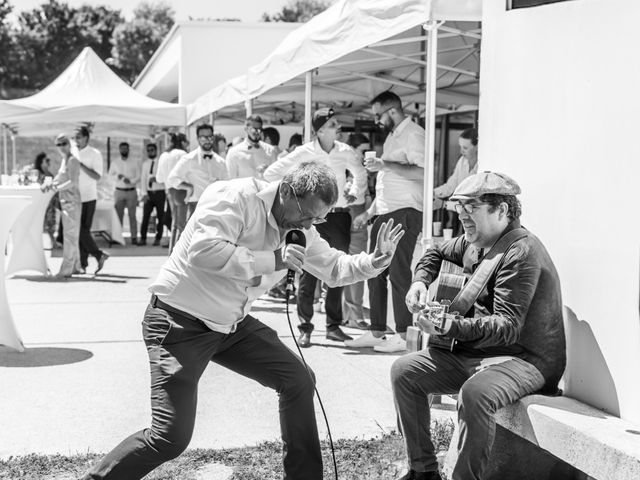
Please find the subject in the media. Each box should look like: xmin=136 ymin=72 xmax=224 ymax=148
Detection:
xmin=285 ymin=229 xmax=306 ymax=293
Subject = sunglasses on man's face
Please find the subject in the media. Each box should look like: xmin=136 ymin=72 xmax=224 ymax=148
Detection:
xmin=56 ymin=142 xmax=69 ymax=147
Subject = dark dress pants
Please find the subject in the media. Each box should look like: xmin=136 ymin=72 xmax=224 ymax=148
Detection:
xmin=368 ymin=207 xmax=421 ymax=334
xmin=391 ymin=348 xmax=545 ymax=479
xmin=297 ymin=211 xmax=351 ymax=333
xmin=82 ymin=298 xmax=322 ymax=480
xmin=140 ymin=190 xmax=166 ymax=242
xmin=167 ymin=188 xmax=187 ymax=253
xmin=79 ymin=200 xmax=103 ymax=269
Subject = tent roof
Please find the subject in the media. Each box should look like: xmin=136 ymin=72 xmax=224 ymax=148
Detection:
xmin=187 ymin=0 xmax=482 ymax=125
xmin=0 ymin=47 xmax=185 ymax=133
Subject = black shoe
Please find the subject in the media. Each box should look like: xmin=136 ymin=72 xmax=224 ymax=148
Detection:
xmin=298 ymin=332 xmax=311 ymax=348
xmin=397 ymin=470 xmax=442 ymax=480
xmin=153 ymin=239 xmax=161 ymax=246
xmin=326 ymin=327 xmax=353 ymax=342
xmin=95 ymin=252 xmax=109 ymax=274
xmin=138 ymin=239 xmax=147 ymax=246
xmin=131 ymin=238 xmax=139 ymax=246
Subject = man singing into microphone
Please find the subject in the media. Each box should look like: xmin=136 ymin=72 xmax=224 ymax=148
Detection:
xmin=83 ymin=162 xmax=404 ymax=480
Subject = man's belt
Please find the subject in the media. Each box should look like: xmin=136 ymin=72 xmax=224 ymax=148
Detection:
xmin=330 ymin=207 xmax=350 ymax=213
xmin=116 ymin=187 xmax=136 ymax=191
xmin=150 ymin=295 xmax=203 ymax=325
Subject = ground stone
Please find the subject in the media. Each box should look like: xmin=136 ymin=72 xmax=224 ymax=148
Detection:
xmin=194 ymin=462 xmax=234 ymax=480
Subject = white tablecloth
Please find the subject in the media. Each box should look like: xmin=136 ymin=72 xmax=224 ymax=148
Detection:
xmin=0 ymin=195 xmax=32 ymax=352
xmin=91 ymin=200 xmax=124 ymax=245
xmin=0 ymin=186 xmax=54 ymax=276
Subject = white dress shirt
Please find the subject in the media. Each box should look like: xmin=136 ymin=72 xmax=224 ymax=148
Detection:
xmin=156 ymin=148 xmax=186 ymax=185
xmin=434 ymin=156 xmax=478 ymax=210
xmin=263 ymin=139 xmax=367 ymax=208
xmin=225 ymin=140 xmax=277 ymax=179
xmin=375 ymin=116 xmax=425 ymax=214
xmin=140 ymin=157 xmax=165 ymax=196
xmin=149 ymin=178 xmax=385 ymax=333
xmin=109 ymin=157 xmax=141 ymax=190
xmin=165 ymin=147 xmax=228 ymax=202
xmin=77 ymin=145 xmax=103 ymax=202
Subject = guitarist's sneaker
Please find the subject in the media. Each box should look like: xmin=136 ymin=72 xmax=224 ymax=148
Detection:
xmin=373 ymin=333 xmax=407 ymax=353
xmin=344 ymin=331 xmax=385 ymax=348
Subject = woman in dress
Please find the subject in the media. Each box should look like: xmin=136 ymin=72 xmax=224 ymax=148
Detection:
xmin=43 ymin=134 xmax=82 ymax=278
xmin=34 ymin=152 xmax=59 ymax=249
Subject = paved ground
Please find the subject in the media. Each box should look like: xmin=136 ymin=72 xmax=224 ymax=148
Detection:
xmin=0 ymin=244 xmax=454 ymax=460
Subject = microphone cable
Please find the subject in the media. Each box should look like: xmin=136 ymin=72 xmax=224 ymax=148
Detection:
xmin=285 ymin=293 xmax=339 ymax=480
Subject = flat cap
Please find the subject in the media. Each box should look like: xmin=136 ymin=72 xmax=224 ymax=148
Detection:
xmin=311 ymin=107 xmax=335 ymax=132
xmin=450 ymin=171 xmax=521 ymax=200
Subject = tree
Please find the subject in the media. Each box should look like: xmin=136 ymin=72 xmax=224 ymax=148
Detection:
xmin=6 ymin=0 xmax=123 ymax=96
xmin=111 ymin=1 xmax=175 ymax=84
xmin=0 ymin=0 xmax=14 ymax=95
xmin=262 ymin=0 xmax=330 ymax=22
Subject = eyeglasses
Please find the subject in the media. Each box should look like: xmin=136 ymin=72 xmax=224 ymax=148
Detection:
xmin=288 ymin=184 xmax=327 ymax=225
xmin=55 ymin=142 xmax=69 ymax=147
xmin=454 ymin=201 xmax=488 ymax=215
xmin=198 ymin=134 xmax=215 ymax=141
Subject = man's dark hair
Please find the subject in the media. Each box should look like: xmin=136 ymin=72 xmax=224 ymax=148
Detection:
xmin=74 ymin=125 xmax=90 ymax=139
xmin=119 ymin=142 xmax=129 ymax=148
xmin=246 ymin=114 xmax=263 ymax=126
xmin=347 ymin=132 xmax=370 ymax=149
xmin=169 ymin=132 xmax=187 ymax=150
xmin=481 ymin=194 xmax=522 ymax=221
xmin=370 ymin=90 xmax=403 ymax=110
xmin=196 ymin=124 xmax=214 ymax=137
xmin=288 ymin=133 xmax=303 ymax=149
xmin=262 ymin=127 xmax=280 ymax=146
xmin=460 ymin=128 xmax=478 ymax=146
xmin=283 ymin=162 xmax=338 ymax=206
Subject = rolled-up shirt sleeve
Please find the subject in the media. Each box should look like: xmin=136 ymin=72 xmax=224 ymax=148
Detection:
xmin=188 ymin=190 xmax=275 ymax=279
xmin=302 ymin=227 xmax=384 ymax=288
xmin=166 ymin=157 xmax=188 ymax=189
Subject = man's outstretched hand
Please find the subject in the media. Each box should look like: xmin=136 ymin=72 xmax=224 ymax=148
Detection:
xmin=371 ymin=219 xmax=404 ymax=269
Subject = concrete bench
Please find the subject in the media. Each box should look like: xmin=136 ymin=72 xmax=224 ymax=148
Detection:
xmin=443 ymin=394 xmax=640 ymax=480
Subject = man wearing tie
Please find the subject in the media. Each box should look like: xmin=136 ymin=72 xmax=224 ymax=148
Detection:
xmin=166 ymin=124 xmax=228 ymax=220
xmin=139 ymin=143 xmax=165 ymax=246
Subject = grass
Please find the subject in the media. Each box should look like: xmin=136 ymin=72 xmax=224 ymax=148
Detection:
xmin=0 ymin=419 xmax=455 ymax=480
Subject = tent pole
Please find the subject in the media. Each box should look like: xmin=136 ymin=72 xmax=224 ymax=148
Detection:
xmin=2 ymin=126 xmax=7 ymax=175
xmin=106 ymin=137 xmax=111 ymax=171
xmin=304 ymin=71 xmax=313 ymax=143
xmin=245 ymin=99 xmax=253 ymax=117
xmin=421 ymin=21 xmax=440 ymax=251
xmin=11 ymin=133 xmax=15 ymax=172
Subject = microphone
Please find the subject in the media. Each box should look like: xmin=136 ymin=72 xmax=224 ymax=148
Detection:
xmin=285 ymin=229 xmax=306 ymax=294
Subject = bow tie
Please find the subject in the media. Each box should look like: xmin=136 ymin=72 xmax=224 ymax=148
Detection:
xmin=203 ymin=153 xmax=213 ymax=159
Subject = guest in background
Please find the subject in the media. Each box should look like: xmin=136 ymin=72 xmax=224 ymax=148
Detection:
xmin=109 ymin=141 xmax=141 ymax=245
xmin=342 ymin=133 xmax=374 ymax=329
xmin=226 ymin=115 xmax=277 ymax=179
xmin=262 ymin=126 xmax=283 ymax=157
xmin=74 ymin=125 xmax=108 ymax=274
xmin=213 ymin=133 xmax=228 ymax=158
xmin=34 ymin=152 xmax=59 ymax=249
xmin=281 ymin=133 xmax=303 ymax=158
xmin=156 ymin=133 xmax=188 ymax=252
xmin=44 ymin=134 xmax=82 ymax=278
xmin=139 ymin=143 xmax=165 ymax=247
xmin=166 ymin=123 xmax=228 ymax=220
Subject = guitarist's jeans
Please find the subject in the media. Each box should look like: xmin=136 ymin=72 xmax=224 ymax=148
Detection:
xmin=368 ymin=207 xmax=421 ymax=333
xmin=391 ymin=348 xmax=545 ymax=479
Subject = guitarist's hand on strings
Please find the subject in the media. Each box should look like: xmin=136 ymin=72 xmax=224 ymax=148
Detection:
xmin=405 ymin=281 xmax=428 ymax=313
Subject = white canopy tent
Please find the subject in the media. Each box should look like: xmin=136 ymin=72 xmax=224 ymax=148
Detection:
xmin=187 ymin=0 xmax=482 ymax=246
xmin=0 ymin=47 xmax=186 ymax=128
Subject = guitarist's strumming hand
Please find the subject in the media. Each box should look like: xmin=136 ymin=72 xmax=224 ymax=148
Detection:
xmin=370 ymin=219 xmax=405 ymax=269
xmin=406 ymin=281 xmax=428 ymax=313
xmin=416 ymin=305 xmax=455 ymax=336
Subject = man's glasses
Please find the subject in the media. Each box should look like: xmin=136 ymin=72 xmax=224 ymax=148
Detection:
xmin=454 ymin=201 xmax=488 ymax=215
xmin=288 ymin=184 xmax=327 ymax=225
xmin=198 ymin=134 xmax=214 ymax=141
xmin=55 ymin=142 xmax=68 ymax=147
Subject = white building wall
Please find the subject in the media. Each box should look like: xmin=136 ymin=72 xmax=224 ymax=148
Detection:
xmin=479 ymin=0 xmax=640 ymax=423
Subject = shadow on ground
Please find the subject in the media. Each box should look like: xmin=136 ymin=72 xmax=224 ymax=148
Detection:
xmin=13 ymin=273 xmax=148 ymax=283
xmin=0 ymin=347 xmax=93 ymax=367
